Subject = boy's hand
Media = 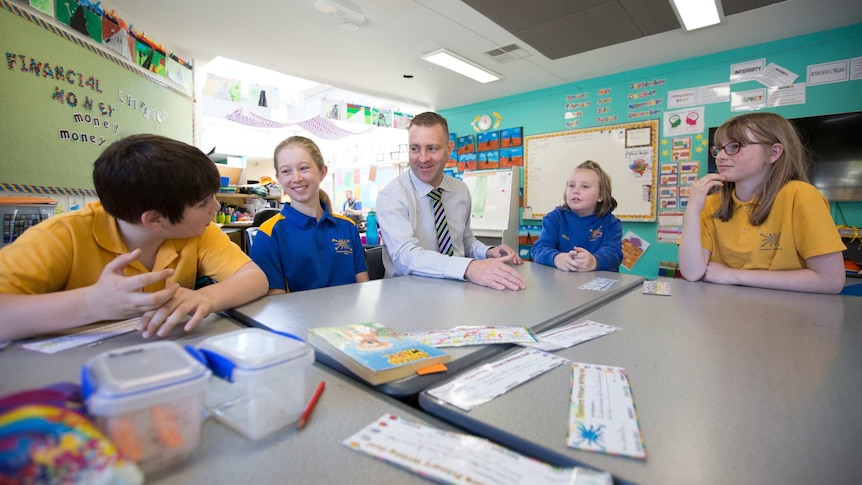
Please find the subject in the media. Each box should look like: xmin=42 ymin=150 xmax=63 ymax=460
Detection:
xmin=137 ymin=287 xmax=215 ymax=338
xmin=90 ymin=249 xmax=178 ymax=321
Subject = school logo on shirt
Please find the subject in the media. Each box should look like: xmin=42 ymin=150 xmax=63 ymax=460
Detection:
xmin=332 ymin=238 xmax=353 ymax=255
xmin=589 ymin=226 xmax=603 ymax=242
xmin=760 ymin=232 xmax=781 ymax=251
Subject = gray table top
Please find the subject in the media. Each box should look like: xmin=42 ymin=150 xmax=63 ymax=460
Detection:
xmin=227 ymin=262 xmax=644 ymax=397
xmin=419 ymin=279 xmax=862 ymax=485
xmin=0 ymin=315 xmax=457 ymax=484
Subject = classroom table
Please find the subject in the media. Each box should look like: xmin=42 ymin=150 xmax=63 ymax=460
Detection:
xmin=419 ymin=279 xmax=862 ymax=484
xmin=0 ymin=314 xmax=461 ymax=484
xmin=227 ymin=262 xmax=644 ymax=398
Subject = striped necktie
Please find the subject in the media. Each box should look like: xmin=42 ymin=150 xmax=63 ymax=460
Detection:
xmin=428 ymin=188 xmax=454 ymax=256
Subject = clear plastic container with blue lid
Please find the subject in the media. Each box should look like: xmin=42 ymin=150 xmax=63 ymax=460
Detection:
xmin=80 ymin=341 xmax=211 ymax=474
xmin=194 ymin=328 xmax=315 ymax=439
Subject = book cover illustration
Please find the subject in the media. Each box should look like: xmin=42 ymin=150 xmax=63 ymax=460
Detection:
xmin=308 ymin=323 xmax=450 ymax=380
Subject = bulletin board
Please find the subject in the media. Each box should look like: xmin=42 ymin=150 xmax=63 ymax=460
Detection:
xmin=0 ymin=2 xmax=193 ymax=193
xmin=523 ymin=120 xmax=658 ymax=221
xmin=462 ymin=168 xmax=516 ymax=231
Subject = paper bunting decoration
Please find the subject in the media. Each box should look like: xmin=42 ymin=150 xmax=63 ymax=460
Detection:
xmin=225 ymin=109 xmax=374 ymax=140
xmin=297 ymin=116 xmax=374 ymax=140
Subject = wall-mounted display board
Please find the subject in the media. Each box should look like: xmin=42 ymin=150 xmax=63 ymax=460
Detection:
xmin=0 ymin=1 xmax=193 ymax=193
xmin=462 ymin=168 xmax=519 ymax=249
xmin=523 ymin=120 xmax=658 ymax=221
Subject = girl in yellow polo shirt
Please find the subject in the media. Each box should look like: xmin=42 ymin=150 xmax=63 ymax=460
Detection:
xmin=679 ymin=112 xmax=846 ymax=293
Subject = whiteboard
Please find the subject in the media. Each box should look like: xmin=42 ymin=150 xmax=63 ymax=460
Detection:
xmin=462 ymin=169 xmax=514 ymax=231
xmin=523 ymin=120 xmax=658 ymax=221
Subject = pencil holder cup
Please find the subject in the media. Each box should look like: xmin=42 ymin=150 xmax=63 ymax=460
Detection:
xmin=193 ymin=328 xmax=315 ymax=439
xmin=80 ymin=341 xmax=210 ymax=474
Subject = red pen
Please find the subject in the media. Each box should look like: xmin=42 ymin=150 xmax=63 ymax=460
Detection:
xmin=297 ymin=380 xmax=325 ymax=429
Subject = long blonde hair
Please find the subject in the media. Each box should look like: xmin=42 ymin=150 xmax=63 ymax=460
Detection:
xmin=711 ymin=112 xmax=809 ymax=225
xmin=273 ymin=136 xmax=332 ymax=211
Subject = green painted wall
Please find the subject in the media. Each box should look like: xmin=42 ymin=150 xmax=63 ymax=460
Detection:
xmin=0 ymin=3 xmax=193 ymax=191
xmin=442 ymin=24 xmax=862 ymax=278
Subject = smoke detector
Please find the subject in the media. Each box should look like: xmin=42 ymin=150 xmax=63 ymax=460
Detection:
xmin=314 ymin=0 xmax=366 ymax=25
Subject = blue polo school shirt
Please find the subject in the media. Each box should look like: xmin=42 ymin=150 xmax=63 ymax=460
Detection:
xmin=250 ymin=202 xmax=367 ymax=292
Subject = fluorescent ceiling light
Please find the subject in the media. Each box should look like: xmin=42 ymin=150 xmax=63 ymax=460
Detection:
xmin=670 ymin=0 xmax=722 ymax=31
xmin=421 ymin=49 xmax=501 ymax=84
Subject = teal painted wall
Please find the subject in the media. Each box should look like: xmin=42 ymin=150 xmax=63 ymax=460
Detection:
xmin=441 ymin=24 xmax=862 ymax=278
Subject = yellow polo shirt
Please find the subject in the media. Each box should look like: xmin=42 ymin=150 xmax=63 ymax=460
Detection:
xmin=0 ymin=201 xmax=250 ymax=295
xmin=700 ymin=181 xmax=846 ymax=270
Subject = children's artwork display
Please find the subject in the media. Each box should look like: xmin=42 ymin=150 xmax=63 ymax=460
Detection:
xmin=621 ymin=230 xmax=650 ymax=270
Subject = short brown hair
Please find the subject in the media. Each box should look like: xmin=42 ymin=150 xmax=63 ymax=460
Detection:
xmin=408 ymin=112 xmax=449 ymax=134
xmin=93 ymin=134 xmax=219 ymax=224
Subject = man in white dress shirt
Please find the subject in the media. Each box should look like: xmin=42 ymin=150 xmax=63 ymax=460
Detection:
xmin=376 ymin=112 xmax=526 ymax=290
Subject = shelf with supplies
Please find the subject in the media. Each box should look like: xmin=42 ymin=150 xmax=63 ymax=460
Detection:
xmin=216 ymin=192 xmax=282 ymax=202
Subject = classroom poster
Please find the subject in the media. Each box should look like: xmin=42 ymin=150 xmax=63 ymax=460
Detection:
xmin=621 ymin=231 xmax=649 ymax=270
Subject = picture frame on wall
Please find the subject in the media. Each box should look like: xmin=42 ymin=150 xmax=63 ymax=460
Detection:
xmin=500 ymin=127 xmax=523 ymax=148
xmin=477 ymin=131 xmax=500 ymax=151
xmin=457 ymin=134 xmax=476 ymax=154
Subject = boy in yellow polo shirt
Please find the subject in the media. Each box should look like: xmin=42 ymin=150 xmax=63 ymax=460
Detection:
xmin=0 ymin=134 xmax=268 ymax=341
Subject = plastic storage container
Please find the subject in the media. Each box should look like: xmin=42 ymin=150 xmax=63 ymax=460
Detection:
xmin=81 ymin=341 xmax=211 ymax=474
xmin=195 ymin=328 xmax=315 ymax=439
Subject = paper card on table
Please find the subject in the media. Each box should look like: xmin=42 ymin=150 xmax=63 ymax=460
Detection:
xmin=427 ymin=348 xmax=567 ymax=411
xmin=344 ymin=414 xmax=612 ymax=485
xmin=20 ymin=318 xmax=140 ymax=354
xmin=520 ymin=320 xmax=619 ymax=352
xmin=567 ymin=363 xmax=646 ymax=459
xmin=408 ymin=325 xmax=537 ymax=347
xmin=642 ymin=281 xmax=671 ymax=296
xmin=578 ymin=277 xmax=618 ymax=291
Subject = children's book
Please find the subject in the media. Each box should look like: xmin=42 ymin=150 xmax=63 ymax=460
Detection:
xmin=307 ymin=323 xmax=451 ymax=385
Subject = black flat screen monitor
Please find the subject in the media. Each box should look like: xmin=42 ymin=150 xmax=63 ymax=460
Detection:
xmin=707 ymin=111 xmax=862 ymax=201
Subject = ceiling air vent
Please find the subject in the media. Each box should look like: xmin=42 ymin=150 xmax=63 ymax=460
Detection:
xmin=484 ymin=43 xmax=531 ymax=64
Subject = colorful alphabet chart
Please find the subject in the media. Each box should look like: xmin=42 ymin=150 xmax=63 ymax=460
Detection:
xmin=344 ymin=414 xmax=612 ymax=485
xmin=567 ymin=363 xmax=646 ymax=459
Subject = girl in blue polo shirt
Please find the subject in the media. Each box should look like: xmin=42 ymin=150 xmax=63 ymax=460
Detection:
xmin=531 ymin=160 xmax=623 ymax=272
xmin=250 ymin=136 xmax=368 ymax=293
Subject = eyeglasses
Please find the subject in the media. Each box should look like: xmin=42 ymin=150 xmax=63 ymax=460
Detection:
xmin=710 ymin=141 xmax=768 ymax=157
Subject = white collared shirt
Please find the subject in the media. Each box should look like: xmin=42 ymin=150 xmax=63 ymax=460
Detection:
xmin=377 ymin=170 xmax=489 ymax=279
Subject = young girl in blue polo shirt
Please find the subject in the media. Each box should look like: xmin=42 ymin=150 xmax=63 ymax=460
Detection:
xmin=531 ymin=160 xmax=623 ymax=272
xmin=250 ymin=136 xmax=368 ymax=293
